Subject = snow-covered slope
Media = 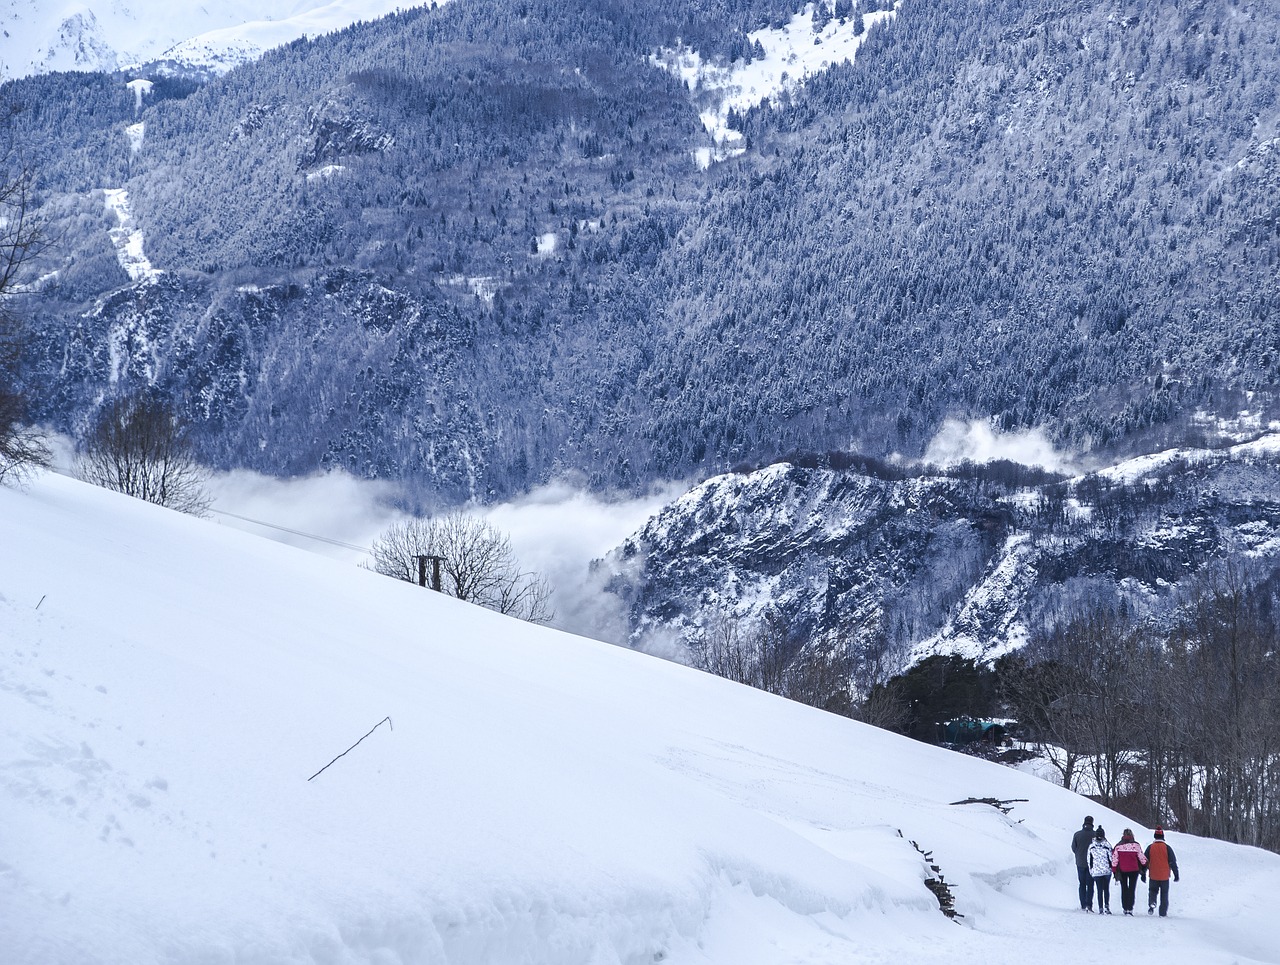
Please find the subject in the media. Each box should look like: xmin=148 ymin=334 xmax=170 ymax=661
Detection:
xmin=653 ymin=1 xmax=900 ymax=166
xmin=0 ymin=0 xmax=443 ymax=80
xmin=3 ymin=470 xmax=1279 ymax=964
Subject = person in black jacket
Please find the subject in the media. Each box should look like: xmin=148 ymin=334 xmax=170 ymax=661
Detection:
xmin=1071 ymin=815 xmax=1096 ymax=910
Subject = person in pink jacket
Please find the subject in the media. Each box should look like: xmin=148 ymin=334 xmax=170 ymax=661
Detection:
xmin=1111 ymin=828 xmax=1148 ymax=915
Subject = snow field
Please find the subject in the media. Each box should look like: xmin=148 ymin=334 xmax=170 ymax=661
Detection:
xmin=102 ymin=188 xmax=160 ymax=282
xmin=653 ymin=0 xmax=902 ymax=165
xmin=3 ymin=471 xmax=1280 ymax=964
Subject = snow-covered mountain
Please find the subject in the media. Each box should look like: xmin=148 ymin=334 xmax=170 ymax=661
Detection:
xmin=4 ymin=468 xmax=1279 ymax=963
xmin=0 ymin=0 xmax=441 ymax=80
xmin=603 ymin=433 xmax=1280 ymax=669
xmin=12 ymin=0 xmax=1280 ymax=501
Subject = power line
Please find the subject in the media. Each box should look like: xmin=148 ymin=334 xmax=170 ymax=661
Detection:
xmin=210 ymin=508 xmax=598 ymax=639
xmin=208 ymin=507 xmax=373 ymax=553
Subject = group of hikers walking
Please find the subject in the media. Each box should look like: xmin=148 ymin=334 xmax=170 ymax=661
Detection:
xmin=1071 ymin=816 xmax=1180 ymax=916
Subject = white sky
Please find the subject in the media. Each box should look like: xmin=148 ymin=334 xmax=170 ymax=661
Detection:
xmin=3 ymin=470 xmax=1280 ymax=964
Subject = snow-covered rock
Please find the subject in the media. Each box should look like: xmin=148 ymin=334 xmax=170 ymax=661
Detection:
xmin=604 ymin=435 xmax=1280 ymax=668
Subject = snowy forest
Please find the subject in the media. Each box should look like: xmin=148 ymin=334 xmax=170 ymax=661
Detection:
xmin=3 ymin=0 xmax=1279 ymax=503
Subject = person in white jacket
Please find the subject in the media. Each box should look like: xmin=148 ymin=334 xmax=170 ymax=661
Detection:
xmin=1088 ymin=826 xmax=1114 ymax=914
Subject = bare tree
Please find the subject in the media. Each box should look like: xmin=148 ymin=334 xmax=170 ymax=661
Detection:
xmin=786 ymin=625 xmax=856 ymax=715
xmin=78 ymin=392 xmax=210 ymax=515
xmin=692 ymin=609 xmax=754 ymax=685
xmin=755 ymin=609 xmax=790 ymax=696
xmin=998 ymin=652 xmax=1089 ymax=791
xmin=693 ymin=610 xmax=893 ymax=716
xmin=370 ymin=512 xmax=553 ymax=624
xmin=1052 ymin=610 xmax=1146 ymax=805
xmin=0 ymin=120 xmax=52 ymax=484
xmin=847 ymin=627 xmax=910 ymax=731
xmin=690 ymin=608 xmax=794 ymax=697
xmin=1005 ymin=562 xmax=1280 ymax=849
xmin=0 ymin=331 xmax=49 ymax=483
xmin=1167 ymin=559 xmax=1280 ymax=849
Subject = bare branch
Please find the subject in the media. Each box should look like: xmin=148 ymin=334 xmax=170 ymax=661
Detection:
xmin=0 ymin=105 xmax=51 ymax=484
xmin=77 ymin=393 xmax=211 ymax=516
xmin=369 ymin=512 xmax=554 ymax=624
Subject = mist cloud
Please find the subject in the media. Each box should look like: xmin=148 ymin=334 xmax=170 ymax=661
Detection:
xmin=922 ymin=418 xmax=1080 ymax=474
xmin=203 ymin=468 xmax=683 ymax=646
xmin=480 ymin=480 xmax=686 ymax=645
xmin=204 ymin=469 xmax=407 ymax=564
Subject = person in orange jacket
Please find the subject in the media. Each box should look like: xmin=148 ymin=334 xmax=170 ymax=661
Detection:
xmin=1111 ymin=828 xmax=1148 ymax=915
xmin=1144 ymin=826 xmax=1181 ymax=916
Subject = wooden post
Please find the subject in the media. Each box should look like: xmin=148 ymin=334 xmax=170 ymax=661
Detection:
xmin=413 ymin=554 xmax=444 ymax=591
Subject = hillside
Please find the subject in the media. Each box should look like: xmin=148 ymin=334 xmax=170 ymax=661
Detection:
xmin=7 ymin=0 xmax=1280 ymax=502
xmin=603 ymin=432 xmax=1280 ymax=667
xmin=5 ymin=470 xmax=1280 ymax=963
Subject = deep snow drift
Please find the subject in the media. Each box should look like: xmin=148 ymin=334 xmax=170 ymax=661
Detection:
xmin=3 ymin=471 xmax=1279 ymax=964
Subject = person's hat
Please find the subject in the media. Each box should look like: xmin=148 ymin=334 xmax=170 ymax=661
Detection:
xmin=1085 ymin=815 xmax=1094 ymax=824
xmin=1154 ymin=827 xmax=1165 ymax=839
xmin=1095 ymin=826 xmax=1106 ymax=839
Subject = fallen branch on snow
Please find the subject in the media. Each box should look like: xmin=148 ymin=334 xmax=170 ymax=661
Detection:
xmin=308 ymin=716 xmax=393 ymax=782
xmin=949 ymin=796 xmax=1028 ymax=815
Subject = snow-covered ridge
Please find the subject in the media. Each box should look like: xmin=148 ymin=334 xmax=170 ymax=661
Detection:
xmin=609 ymin=430 xmax=1280 ymax=674
xmin=0 ymin=1 xmax=450 ymax=81
xmin=1090 ymin=429 xmax=1280 ymax=486
xmin=653 ymin=1 xmax=902 ymax=167
xmin=910 ymin=532 xmax=1036 ymax=665
xmin=148 ymin=0 xmax=448 ymax=76
xmin=914 ymin=431 xmax=1280 ymax=662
